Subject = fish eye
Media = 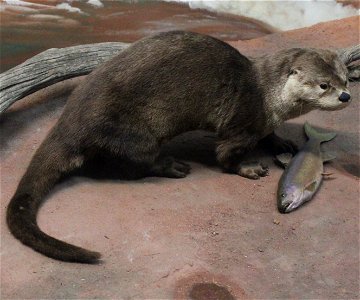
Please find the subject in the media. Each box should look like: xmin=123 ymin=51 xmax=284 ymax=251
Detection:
xmin=281 ymin=193 xmax=286 ymax=198
xmin=320 ymin=83 xmax=329 ymax=90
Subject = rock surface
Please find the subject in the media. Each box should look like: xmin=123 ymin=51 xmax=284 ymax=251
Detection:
xmin=0 ymin=0 xmax=273 ymax=72
xmin=1 ymin=16 xmax=359 ymax=299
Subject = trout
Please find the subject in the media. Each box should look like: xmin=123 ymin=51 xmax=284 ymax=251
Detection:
xmin=277 ymin=122 xmax=336 ymax=213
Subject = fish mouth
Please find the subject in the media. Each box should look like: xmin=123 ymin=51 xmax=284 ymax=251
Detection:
xmin=278 ymin=201 xmax=301 ymax=213
xmin=278 ymin=202 xmax=291 ymax=214
xmin=285 ymin=203 xmax=295 ymax=213
xmin=284 ymin=201 xmax=302 ymax=213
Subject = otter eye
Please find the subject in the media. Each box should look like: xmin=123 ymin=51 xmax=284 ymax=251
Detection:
xmin=320 ymin=83 xmax=328 ymax=90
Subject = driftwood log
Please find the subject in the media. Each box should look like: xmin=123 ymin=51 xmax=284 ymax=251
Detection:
xmin=0 ymin=42 xmax=129 ymax=114
xmin=0 ymin=42 xmax=359 ymax=115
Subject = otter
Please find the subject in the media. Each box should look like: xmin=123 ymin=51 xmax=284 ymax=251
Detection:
xmin=6 ymin=31 xmax=351 ymax=263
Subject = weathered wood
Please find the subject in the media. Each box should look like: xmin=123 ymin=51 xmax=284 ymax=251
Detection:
xmin=0 ymin=42 xmax=130 ymax=114
xmin=0 ymin=42 xmax=358 ymax=115
xmin=338 ymin=45 xmax=360 ymax=66
xmin=348 ymin=64 xmax=360 ymax=81
xmin=337 ymin=45 xmax=360 ymax=82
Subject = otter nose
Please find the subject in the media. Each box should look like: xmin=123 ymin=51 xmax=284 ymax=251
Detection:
xmin=339 ymin=92 xmax=351 ymax=102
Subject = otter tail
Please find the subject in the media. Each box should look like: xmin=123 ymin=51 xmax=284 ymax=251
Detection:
xmin=6 ymin=133 xmax=101 ymax=263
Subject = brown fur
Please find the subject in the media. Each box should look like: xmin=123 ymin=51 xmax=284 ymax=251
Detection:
xmin=6 ymin=31 xmax=350 ymax=263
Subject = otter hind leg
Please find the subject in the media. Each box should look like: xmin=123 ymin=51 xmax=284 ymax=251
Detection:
xmin=102 ymin=129 xmax=191 ymax=179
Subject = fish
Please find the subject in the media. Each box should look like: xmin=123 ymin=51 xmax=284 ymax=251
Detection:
xmin=277 ymin=122 xmax=337 ymax=213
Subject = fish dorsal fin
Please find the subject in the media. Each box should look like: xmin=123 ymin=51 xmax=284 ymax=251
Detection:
xmin=321 ymin=151 xmax=336 ymax=162
xmin=304 ymin=122 xmax=337 ymax=143
xmin=305 ymin=181 xmax=317 ymax=192
xmin=275 ymin=153 xmax=293 ymax=169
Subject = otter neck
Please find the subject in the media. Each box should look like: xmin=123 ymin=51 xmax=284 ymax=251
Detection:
xmin=251 ymin=52 xmax=310 ymax=134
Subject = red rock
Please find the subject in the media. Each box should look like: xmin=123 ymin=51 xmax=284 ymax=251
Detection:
xmin=0 ymin=0 xmax=272 ymax=72
xmin=1 ymin=16 xmax=359 ymax=299
xmin=229 ymin=16 xmax=360 ymax=57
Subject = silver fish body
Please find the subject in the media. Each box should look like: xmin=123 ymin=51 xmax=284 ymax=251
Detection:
xmin=277 ymin=122 xmax=336 ymax=213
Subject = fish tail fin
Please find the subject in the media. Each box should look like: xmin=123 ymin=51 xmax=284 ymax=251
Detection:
xmin=304 ymin=122 xmax=336 ymax=143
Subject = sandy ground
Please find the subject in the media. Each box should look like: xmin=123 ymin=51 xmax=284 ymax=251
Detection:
xmin=0 ymin=16 xmax=359 ymax=299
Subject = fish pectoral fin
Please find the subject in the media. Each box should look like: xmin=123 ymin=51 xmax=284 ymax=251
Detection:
xmin=305 ymin=181 xmax=317 ymax=192
xmin=321 ymin=151 xmax=336 ymax=163
xmin=274 ymin=153 xmax=293 ymax=169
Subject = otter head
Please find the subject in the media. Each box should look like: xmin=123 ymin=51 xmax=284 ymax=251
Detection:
xmin=283 ymin=49 xmax=351 ymax=113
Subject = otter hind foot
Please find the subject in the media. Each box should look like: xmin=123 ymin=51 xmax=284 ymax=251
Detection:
xmin=237 ymin=162 xmax=269 ymax=180
xmin=150 ymin=157 xmax=191 ymax=178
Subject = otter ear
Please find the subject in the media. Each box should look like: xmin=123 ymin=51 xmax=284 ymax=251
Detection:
xmin=289 ymin=68 xmax=301 ymax=76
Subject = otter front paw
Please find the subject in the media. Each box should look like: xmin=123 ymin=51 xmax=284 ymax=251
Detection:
xmin=237 ymin=162 xmax=269 ymax=180
xmin=167 ymin=159 xmax=191 ymax=178
xmin=151 ymin=157 xmax=191 ymax=178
